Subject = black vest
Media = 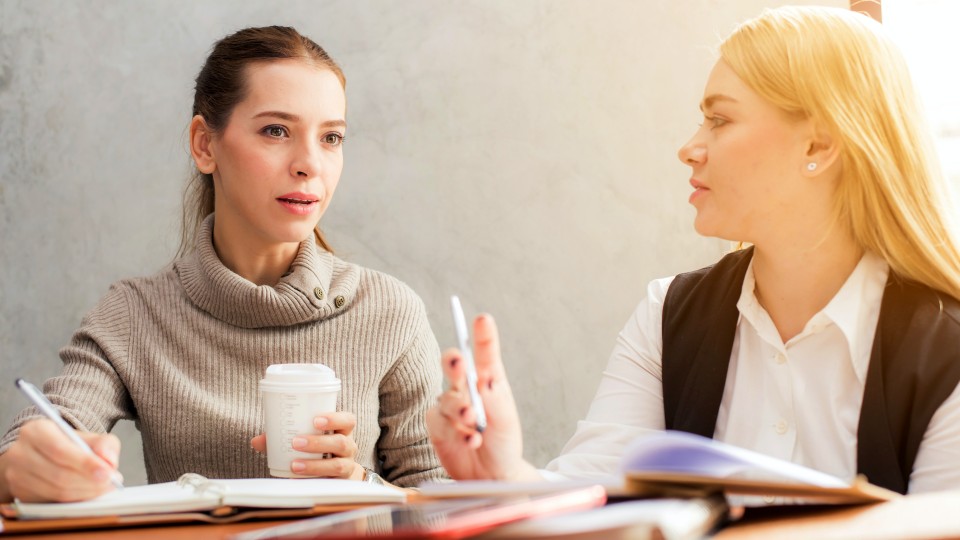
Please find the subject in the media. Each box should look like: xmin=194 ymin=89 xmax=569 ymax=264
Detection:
xmin=661 ymin=247 xmax=960 ymax=494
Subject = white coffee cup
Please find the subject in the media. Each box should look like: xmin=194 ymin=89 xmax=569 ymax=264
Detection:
xmin=260 ymin=363 xmax=341 ymax=478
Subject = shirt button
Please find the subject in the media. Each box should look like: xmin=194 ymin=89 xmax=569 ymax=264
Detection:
xmin=334 ymin=295 xmax=346 ymax=308
xmin=763 ymin=495 xmax=777 ymax=504
xmin=313 ymin=287 xmax=325 ymax=300
xmin=775 ymin=420 xmax=788 ymax=434
xmin=775 ymin=352 xmax=786 ymax=364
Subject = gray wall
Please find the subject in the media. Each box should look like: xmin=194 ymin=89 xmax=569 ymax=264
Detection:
xmin=0 ymin=0 xmax=844 ymax=486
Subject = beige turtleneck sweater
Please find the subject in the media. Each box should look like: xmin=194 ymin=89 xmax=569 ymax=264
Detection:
xmin=0 ymin=216 xmax=445 ymax=487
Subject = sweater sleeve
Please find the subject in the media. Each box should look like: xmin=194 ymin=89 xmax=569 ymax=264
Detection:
xmin=0 ymin=285 xmax=136 ymax=454
xmin=375 ymin=298 xmax=447 ymax=487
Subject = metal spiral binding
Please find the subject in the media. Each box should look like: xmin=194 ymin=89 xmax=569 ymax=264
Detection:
xmin=176 ymin=473 xmax=227 ymax=501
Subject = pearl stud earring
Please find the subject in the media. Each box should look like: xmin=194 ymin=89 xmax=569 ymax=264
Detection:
xmin=807 ymin=162 xmax=818 ymax=171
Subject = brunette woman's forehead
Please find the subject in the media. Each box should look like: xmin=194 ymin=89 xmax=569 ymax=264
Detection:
xmin=235 ymin=58 xmax=345 ymax=97
xmin=231 ymin=61 xmax=346 ymax=124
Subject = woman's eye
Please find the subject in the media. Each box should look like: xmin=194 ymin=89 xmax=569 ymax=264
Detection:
xmin=263 ymin=126 xmax=287 ymax=138
xmin=704 ymin=115 xmax=728 ymax=129
xmin=323 ymin=133 xmax=344 ymax=146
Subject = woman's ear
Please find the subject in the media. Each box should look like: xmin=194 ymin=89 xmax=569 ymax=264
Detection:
xmin=189 ymin=115 xmax=217 ymax=174
xmin=802 ymin=126 xmax=840 ymax=177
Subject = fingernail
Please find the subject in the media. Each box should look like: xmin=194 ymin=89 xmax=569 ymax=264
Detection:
xmin=314 ymin=417 xmax=328 ymax=428
xmin=291 ymin=461 xmax=306 ymax=472
xmin=292 ymin=437 xmax=307 ymax=449
xmin=104 ymin=450 xmax=119 ymax=466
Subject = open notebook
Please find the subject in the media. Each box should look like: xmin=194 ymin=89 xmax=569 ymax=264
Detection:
xmin=0 ymin=473 xmax=404 ymax=533
xmin=621 ymin=431 xmax=900 ymax=504
xmin=10 ymin=473 xmax=405 ymax=518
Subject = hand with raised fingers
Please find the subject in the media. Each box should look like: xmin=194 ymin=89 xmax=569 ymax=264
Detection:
xmin=426 ymin=314 xmax=541 ymax=481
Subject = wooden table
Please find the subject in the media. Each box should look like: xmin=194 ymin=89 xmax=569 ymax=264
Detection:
xmin=7 ymin=490 xmax=960 ymax=539
xmin=716 ymin=490 xmax=960 ymax=539
xmin=0 ymin=519 xmax=290 ymax=539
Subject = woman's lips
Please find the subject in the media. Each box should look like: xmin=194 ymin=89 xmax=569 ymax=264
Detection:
xmin=688 ymin=179 xmax=708 ymax=204
xmin=277 ymin=195 xmax=319 ymax=215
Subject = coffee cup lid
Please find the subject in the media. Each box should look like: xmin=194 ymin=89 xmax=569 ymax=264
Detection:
xmin=259 ymin=363 xmax=341 ymax=390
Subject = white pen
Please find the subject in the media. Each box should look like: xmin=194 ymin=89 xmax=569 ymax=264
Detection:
xmin=15 ymin=378 xmax=124 ymax=491
xmin=450 ymin=295 xmax=488 ymax=433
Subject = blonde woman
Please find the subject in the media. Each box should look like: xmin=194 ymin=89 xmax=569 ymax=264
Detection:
xmin=428 ymin=6 xmax=960 ymax=495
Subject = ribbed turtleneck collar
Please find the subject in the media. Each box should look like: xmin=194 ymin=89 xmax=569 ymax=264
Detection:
xmin=175 ymin=215 xmax=359 ymax=328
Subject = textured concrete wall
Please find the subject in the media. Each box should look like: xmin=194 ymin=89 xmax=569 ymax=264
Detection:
xmin=0 ymin=0 xmax=844 ymax=485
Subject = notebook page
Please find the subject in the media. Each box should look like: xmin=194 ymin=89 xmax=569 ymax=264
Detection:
xmin=13 ymin=481 xmax=217 ymax=519
xmin=217 ymin=478 xmax=405 ymax=507
xmin=622 ymin=431 xmax=848 ymax=487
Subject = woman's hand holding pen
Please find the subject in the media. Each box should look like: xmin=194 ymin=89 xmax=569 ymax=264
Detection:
xmin=426 ymin=314 xmax=542 ymax=481
xmin=0 ymin=418 xmax=122 ymax=503
xmin=250 ymin=412 xmax=364 ymax=481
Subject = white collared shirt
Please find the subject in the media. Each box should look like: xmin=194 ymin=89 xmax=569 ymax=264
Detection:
xmin=545 ymin=252 xmax=960 ymax=493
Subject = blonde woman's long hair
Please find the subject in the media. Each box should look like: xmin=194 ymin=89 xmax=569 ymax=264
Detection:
xmin=721 ymin=6 xmax=960 ymax=301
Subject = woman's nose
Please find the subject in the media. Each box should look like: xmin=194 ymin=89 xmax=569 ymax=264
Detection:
xmin=291 ymin=142 xmax=322 ymax=178
xmin=677 ymin=137 xmax=706 ymax=166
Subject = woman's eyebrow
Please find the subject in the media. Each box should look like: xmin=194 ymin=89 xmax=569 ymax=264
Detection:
xmin=253 ymin=110 xmax=299 ymax=121
xmin=252 ymin=110 xmax=346 ymax=128
xmin=699 ymin=94 xmax=738 ymax=112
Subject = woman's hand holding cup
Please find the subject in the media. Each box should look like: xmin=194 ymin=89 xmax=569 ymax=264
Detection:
xmin=255 ymin=363 xmax=362 ymax=479
xmin=251 ymin=412 xmax=363 ymax=480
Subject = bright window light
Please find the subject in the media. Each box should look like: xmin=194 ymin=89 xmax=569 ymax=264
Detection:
xmin=883 ymin=1 xmax=960 ymax=193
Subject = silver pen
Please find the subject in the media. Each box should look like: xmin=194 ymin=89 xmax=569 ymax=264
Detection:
xmin=15 ymin=378 xmax=124 ymax=490
xmin=450 ymin=296 xmax=488 ymax=433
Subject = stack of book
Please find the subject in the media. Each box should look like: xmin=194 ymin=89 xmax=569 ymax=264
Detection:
xmin=0 ymin=431 xmax=900 ymax=538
